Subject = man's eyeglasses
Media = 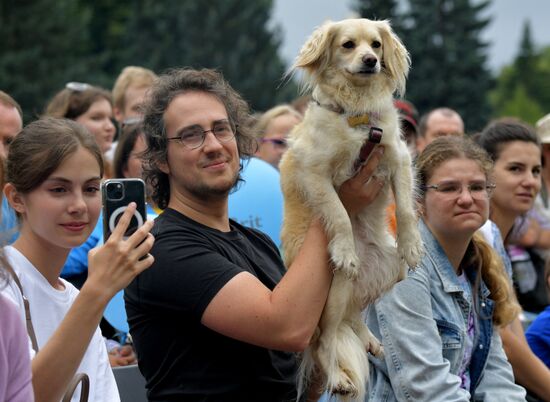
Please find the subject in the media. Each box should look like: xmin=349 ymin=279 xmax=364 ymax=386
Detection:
xmin=166 ymin=120 xmax=235 ymax=149
xmin=424 ymin=181 xmax=496 ymax=200
xmin=261 ymin=138 xmax=288 ymax=148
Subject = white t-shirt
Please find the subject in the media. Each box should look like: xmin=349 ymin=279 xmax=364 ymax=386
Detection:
xmin=1 ymin=246 xmax=120 ymax=402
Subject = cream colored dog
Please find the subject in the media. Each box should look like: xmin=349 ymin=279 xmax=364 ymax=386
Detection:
xmin=279 ymin=18 xmax=423 ymax=401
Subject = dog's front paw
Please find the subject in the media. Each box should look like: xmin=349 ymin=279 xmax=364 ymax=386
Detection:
xmin=358 ymin=324 xmax=384 ymax=358
xmin=398 ymin=230 xmax=424 ymax=269
xmin=329 ymin=241 xmax=360 ymax=279
xmin=330 ymin=369 xmax=358 ymax=399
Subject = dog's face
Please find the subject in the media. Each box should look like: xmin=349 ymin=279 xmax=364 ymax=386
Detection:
xmin=294 ymin=18 xmax=410 ymax=95
xmin=330 ymin=20 xmax=385 ymax=83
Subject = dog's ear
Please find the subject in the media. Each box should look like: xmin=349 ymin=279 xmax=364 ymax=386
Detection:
xmin=293 ymin=20 xmax=335 ymax=74
xmin=377 ymin=20 xmax=410 ymax=96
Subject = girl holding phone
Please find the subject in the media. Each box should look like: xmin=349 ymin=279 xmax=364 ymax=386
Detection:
xmin=1 ymin=118 xmax=154 ymax=402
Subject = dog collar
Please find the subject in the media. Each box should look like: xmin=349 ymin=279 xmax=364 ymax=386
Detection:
xmin=311 ymin=99 xmax=384 ymax=172
xmin=312 ymin=99 xmax=380 ymax=128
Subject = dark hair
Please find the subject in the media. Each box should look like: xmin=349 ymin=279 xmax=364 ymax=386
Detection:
xmin=44 ymin=85 xmax=112 ymax=120
xmin=6 ymin=118 xmax=104 ymax=195
xmin=142 ymin=68 xmax=257 ymax=209
xmin=475 ymin=118 xmax=540 ymax=162
xmin=113 ymin=123 xmax=144 ymax=178
xmin=417 ymin=136 xmax=520 ymax=326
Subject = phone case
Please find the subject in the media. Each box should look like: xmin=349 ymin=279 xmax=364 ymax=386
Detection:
xmin=101 ymin=178 xmax=146 ymax=240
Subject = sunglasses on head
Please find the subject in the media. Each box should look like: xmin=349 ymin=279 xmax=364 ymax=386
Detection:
xmin=65 ymin=82 xmax=92 ymax=92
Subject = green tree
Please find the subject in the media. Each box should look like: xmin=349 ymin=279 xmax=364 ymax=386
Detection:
xmin=490 ymin=21 xmax=550 ymax=123
xmin=116 ymin=0 xmax=296 ymax=111
xmin=397 ymin=0 xmax=493 ymax=131
xmin=354 ymin=0 xmax=400 ymax=24
xmin=0 ymin=0 xmax=97 ymax=121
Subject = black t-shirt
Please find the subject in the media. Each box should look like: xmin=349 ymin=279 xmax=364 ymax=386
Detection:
xmin=125 ymin=208 xmax=298 ymax=402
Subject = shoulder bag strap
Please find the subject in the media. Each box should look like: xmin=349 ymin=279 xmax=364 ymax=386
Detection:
xmin=8 ymin=265 xmax=90 ymax=402
xmin=62 ymin=372 xmax=90 ymax=402
xmin=8 ymin=267 xmax=39 ymax=352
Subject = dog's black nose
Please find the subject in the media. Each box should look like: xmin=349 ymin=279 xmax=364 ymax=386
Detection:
xmin=362 ymin=56 xmax=377 ymax=68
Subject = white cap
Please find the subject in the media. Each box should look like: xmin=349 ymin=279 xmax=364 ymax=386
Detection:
xmin=536 ymin=113 xmax=550 ymax=144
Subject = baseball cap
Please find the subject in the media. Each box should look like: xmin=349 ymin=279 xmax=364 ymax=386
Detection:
xmin=536 ymin=113 xmax=550 ymax=144
xmin=394 ymin=99 xmax=419 ymax=133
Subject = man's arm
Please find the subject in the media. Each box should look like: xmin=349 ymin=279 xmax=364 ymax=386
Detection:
xmin=202 ymin=147 xmax=387 ymax=352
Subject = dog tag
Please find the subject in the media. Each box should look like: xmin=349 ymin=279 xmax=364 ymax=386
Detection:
xmin=347 ymin=114 xmax=370 ymax=128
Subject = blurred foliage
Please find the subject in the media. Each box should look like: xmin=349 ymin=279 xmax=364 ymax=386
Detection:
xmin=353 ymin=0 xmax=402 ymax=30
xmin=0 ymin=0 xmax=296 ymax=123
xmin=490 ymin=22 xmax=550 ymax=125
xmin=355 ymin=0 xmax=494 ymax=132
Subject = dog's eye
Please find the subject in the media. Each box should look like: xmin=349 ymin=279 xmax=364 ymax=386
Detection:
xmin=342 ymin=41 xmax=355 ymax=49
xmin=372 ymin=41 xmax=381 ymax=48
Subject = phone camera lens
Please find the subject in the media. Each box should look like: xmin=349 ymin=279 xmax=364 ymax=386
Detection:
xmin=107 ymin=182 xmax=124 ymax=200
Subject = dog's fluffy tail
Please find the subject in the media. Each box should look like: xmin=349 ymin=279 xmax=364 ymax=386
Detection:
xmin=297 ymin=324 xmax=369 ymax=402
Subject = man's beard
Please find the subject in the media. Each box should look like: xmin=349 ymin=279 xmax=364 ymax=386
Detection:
xmin=185 ymin=170 xmax=240 ymax=201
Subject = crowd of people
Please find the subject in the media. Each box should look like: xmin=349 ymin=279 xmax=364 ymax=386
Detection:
xmin=1 ymin=62 xmax=550 ymax=402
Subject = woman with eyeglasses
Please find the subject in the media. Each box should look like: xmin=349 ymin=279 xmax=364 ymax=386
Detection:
xmin=253 ymin=104 xmax=302 ymax=169
xmin=475 ymin=119 xmax=550 ymax=401
xmin=366 ymin=136 xmax=525 ymax=401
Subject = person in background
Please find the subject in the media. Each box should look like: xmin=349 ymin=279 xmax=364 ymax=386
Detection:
xmin=514 ymin=113 xmax=550 ymax=252
xmin=506 ymin=113 xmax=550 ymax=315
xmin=45 ymin=82 xmax=116 ymax=178
xmin=476 ymin=118 xmax=550 ymax=401
xmin=416 ymin=107 xmax=464 ymax=153
xmin=107 ymin=66 xmax=157 ymax=162
xmin=113 ymin=121 xmax=159 ymax=217
xmin=125 ymin=68 xmax=385 ymax=401
xmin=367 ymin=136 xmax=525 ymax=401
xmin=112 ymin=66 xmax=157 ymax=125
xmin=0 ymin=91 xmax=22 ymax=159
xmin=0 ymin=91 xmax=23 ymax=243
xmin=0 ymin=156 xmax=34 ymax=402
xmin=394 ymin=99 xmax=419 ymax=158
xmin=1 ymin=117 xmax=154 ymax=402
xmin=254 ymin=104 xmax=302 ymax=169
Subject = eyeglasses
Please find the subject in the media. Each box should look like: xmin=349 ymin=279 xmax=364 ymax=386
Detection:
xmin=261 ymin=138 xmax=288 ymax=148
xmin=66 ymin=82 xmax=92 ymax=92
xmin=166 ymin=120 xmax=235 ymax=149
xmin=424 ymin=181 xmax=496 ymax=200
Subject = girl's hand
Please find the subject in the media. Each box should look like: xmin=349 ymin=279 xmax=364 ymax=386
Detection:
xmin=85 ymin=202 xmax=155 ymax=302
xmin=339 ymin=146 xmax=385 ymax=217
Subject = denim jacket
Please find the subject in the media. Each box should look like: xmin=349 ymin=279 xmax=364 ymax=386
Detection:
xmin=365 ymin=220 xmax=526 ymax=402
